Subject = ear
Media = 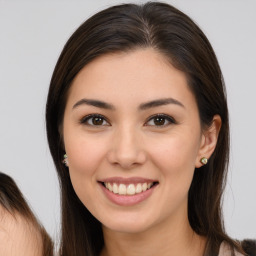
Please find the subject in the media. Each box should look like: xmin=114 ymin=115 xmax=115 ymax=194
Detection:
xmin=195 ymin=115 xmax=222 ymax=168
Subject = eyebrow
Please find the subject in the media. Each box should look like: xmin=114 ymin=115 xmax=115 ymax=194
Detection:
xmin=73 ymin=99 xmax=115 ymax=110
xmin=139 ymin=98 xmax=185 ymax=110
xmin=72 ymin=97 xmax=185 ymax=110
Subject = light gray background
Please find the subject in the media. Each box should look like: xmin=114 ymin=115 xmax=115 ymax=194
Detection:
xmin=0 ymin=0 xmax=255 ymax=242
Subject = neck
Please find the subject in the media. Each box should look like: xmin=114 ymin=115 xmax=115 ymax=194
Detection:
xmin=100 ymin=214 xmax=206 ymax=256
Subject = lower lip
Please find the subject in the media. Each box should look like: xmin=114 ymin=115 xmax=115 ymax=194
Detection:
xmin=100 ymin=183 xmax=157 ymax=206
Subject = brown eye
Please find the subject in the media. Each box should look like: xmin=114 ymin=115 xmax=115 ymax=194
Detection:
xmin=92 ymin=116 xmax=104 ymax=125
xmin=80 ymin=114 xmax=110 ymax=126
xmin=146 ymin=114 xmax=176 ymax=127
xmin=153 ymin=116 xmax=166 ymax=126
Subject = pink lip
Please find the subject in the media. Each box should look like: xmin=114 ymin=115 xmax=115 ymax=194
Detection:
xmin=99 ymin=176 xmax=157 ymax=185
xmin=99 ymin=181 xmax=158 ymax=206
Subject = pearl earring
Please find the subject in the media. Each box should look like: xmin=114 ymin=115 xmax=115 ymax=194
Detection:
xmin=63 ymin=154 xmax=68 ymax=167
xmin=200 ymin=157 xmax=208 ymax=165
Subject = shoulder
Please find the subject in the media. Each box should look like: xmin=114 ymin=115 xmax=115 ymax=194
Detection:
xmin=241 ymin=239 xmax=256 ymax=256
xmin=219 ymin=241 xmax=243 ymax=256
xmin=0 ymin=205 xmax=43 ymax=256
xmin=219 ymin=240 xmax=256 ymax=256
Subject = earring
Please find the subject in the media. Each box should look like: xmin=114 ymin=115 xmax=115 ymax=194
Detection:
xmin=63 ymin=154 xmax=68 ymax=167
xmin=200 ymin=157 xmax=208 ymax=165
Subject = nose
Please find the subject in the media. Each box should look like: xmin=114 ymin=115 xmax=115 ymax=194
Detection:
xmin=107 ymin=125 xmax=147 ymax=169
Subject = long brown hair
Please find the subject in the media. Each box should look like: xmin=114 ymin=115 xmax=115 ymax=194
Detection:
xmin=46 ymin=2 xmax=244 ymax=255
xmin=0 ymin=172 xmax=54 ymax=256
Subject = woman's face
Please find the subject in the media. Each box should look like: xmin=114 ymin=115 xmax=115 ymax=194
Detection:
xmin=63 ymin=48 xmax=206 ymax=233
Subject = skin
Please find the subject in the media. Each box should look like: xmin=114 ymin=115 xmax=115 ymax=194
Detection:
xmin=0 ymin=206 xmax=43 ymax=256
xmin=63 ymin=48 xmax=221 ymax=256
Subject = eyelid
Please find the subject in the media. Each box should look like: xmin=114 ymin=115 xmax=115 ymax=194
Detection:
xmin=79 ymin=113 xmax=176 ymax=127
xmin=80 ymin=114 xmax=111 ymax=126
xmin=144 ymin=113 xmax=176 ymax=127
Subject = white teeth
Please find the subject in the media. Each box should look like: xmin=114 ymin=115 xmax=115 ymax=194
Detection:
xmin=104 ymin=182 xmax=154 ymax=195
xmin=113 ymin=183 xmax=118 ymax=194
xmin=119 ymin=184 xmax=126 ymax=195
xmin=142 ymin=183 xmax=147 ymax=191
xmin=127 ymin=184 xmax=136 ymax=195
xmin=135 ymin=183 xmax=142 ymax=193
xmin=106 ymin=183 xmax=113 ymax=192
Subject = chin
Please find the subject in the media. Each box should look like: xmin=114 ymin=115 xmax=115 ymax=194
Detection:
xmin=100 ymin=214 xmax=155 ymax=234
xmin=105 ymin=223 xmax=151 ymax=234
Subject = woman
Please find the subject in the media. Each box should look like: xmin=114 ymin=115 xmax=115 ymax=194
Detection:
xmin=0 ymin=172 xmax=54 ymax=255
xmin=46 ymin=2 xmax=255 ymax=256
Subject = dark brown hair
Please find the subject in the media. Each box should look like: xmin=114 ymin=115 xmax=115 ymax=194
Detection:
xmin=46 ymin=2 xmax=244 ymax=255
xmin=0 ymin=172 xmax=54 ymax=256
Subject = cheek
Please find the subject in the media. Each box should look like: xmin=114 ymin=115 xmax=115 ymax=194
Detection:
xmin=148 ymin=131 xmax=201 ymax=192
xmin=66 ymin=135 xmax=108 ymax=178
xmin=148 ymin=134 xmax=200 ymax=215
xmin=150 ymin=133 xmax=200 ymax=171
xmin=64 ymin=136 xmax=109 ymax=208
xmin=63 ymin=121 xmax=109 ymax=191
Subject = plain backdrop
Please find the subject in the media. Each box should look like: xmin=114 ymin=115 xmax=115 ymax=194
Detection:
xmin=0 ymin=0 xmax=255 ymax=242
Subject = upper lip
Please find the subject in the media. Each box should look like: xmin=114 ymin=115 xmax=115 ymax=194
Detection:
xmin=98 ymin=177 xmax=158 ymax=185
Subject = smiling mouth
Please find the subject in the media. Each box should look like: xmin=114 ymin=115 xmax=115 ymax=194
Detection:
xmin=101 ymin=182 xmax=158 ymax=196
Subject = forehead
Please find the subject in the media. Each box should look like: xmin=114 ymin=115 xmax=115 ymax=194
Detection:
xmin=67 ymin=48 xmax=196 ymax=109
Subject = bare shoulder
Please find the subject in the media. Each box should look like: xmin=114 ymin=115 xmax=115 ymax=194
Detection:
xmin=218 ymin=241 xmax=243 ymax=256
xmin=0 ymin=205 xmax=43 ymax=256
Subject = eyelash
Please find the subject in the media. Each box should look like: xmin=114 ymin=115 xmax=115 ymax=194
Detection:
xmin=80 ymin=113 xmax=176 ymax=127
xmin=145 ymin=114 xmax=176 ymax=127
xmin=80 ymin=114 xmax=110 ymax=126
